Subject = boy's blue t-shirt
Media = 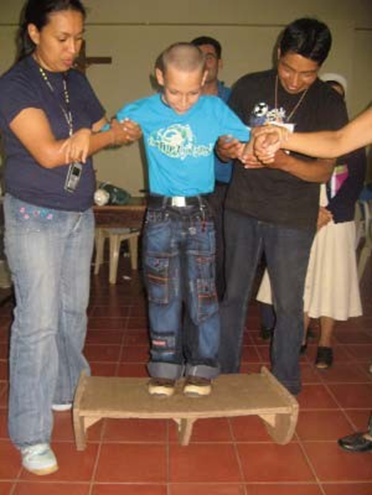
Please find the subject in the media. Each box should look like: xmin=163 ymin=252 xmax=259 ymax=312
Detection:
xmin=110 ymin=93 xmax=249 ymax=197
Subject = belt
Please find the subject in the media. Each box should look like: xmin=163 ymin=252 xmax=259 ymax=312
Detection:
xmin=148 ymin=195 xmax=207 ymax=208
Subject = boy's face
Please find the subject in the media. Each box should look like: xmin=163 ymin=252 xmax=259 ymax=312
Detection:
xmin=156 ymin=66 xmax=207 ymax=114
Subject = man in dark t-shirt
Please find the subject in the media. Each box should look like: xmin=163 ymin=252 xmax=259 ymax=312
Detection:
xmin=218 ymin=18 xmax=348 ymax=395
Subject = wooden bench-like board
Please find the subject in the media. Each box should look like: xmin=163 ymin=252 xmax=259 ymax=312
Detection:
xmin=73 ymin=367 xmax=298 ymax=450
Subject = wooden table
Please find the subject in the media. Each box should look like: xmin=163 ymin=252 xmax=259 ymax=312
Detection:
xmin=93 ymin=197 xmax=146 ymax=230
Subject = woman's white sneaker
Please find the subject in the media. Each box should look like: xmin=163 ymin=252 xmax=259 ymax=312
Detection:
xmin=21 ymin=443 xmax=58 ymax=476
xmin=52 ymin=403 xmax=72 ymax=412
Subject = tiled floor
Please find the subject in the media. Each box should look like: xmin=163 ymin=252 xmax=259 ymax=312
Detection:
xmin=0 ymin=254 xmax=371 ymax=495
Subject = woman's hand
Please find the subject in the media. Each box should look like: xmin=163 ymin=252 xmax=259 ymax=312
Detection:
xmin=60 ymin=128 xmax=92 ymax=164
xmin=110 ymin=118 xmax=142 ymax=146
xmin=317 ymin=206 xmax=333 ymax=231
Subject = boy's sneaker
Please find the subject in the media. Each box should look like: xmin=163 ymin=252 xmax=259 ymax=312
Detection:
xmin=21 ymin=443 xmax=58 ymax=476
xmin=52 ymin=403 xmax=72 ymax=412
xmin=183 ymin=376 xmax=212 ymax=397
xmin=148 ymin=377 xmax=176 ymax=397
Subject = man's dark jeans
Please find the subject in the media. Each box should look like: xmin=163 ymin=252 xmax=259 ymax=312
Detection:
xmin=220 ymin=209 xmax=314 ymax=394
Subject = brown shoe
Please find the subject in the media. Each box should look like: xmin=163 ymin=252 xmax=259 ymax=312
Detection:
xmin=183 ymin=376 xmax=212 ymax=397
xmin=148 ymin=377 xmax=176 ymax=397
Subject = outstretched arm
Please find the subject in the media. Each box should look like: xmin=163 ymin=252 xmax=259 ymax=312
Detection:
xmin=254 ymin=107 xmax=372 ymax=160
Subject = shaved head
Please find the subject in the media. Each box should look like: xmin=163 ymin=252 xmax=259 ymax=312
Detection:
xmin=157 ymin=42 xmax=206 ymax=75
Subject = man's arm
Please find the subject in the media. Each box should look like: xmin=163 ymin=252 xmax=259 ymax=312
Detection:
xmin=263 ymin=149 xmax=335 ymax=183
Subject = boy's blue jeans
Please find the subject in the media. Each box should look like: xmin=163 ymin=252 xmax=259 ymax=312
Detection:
xmin=4 ymin=194 xmax=94 ymax=449
xmin=143 ymin=199 xmax=220 ymax=380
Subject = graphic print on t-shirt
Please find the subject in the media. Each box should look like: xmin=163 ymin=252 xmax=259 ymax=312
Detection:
xmin=250 ymin=102 xmax=287 ymax=127
xmin=148 ymin=123 xmax=214 ymax=161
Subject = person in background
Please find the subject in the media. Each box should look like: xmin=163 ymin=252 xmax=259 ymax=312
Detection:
xmin=216 ymin=18 xmax=348 ymax=395
xmin=0 ymin=0 xmax=140 ymax=476
xmin=256 ymin=73 xmax=366 ymax=369
xmin=103 ymin=43 xmax=250 ymax=399
xmin=191 ymin=36 xmax=231 ymax=299
xmin=338 ymin=413 xmax=372 ymax=453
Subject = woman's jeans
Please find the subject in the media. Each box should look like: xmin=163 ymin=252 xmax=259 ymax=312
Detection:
xmin=4 ymin=194 xmax=94 ymax=449
xmin=143 ymin=201 xmax=220 ymax=380
xmin=220 ymin=209 xmax=314 ymax=395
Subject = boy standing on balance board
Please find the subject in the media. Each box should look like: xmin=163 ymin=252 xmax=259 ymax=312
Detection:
xmin=104 ymin=42 xmax=250 ymax=397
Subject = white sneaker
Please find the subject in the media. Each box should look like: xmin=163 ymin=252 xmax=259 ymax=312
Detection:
xmin=21 ymin=443 xmax=58 ymax=476
xmin=52 ymin=403 xmax=72 ymax=412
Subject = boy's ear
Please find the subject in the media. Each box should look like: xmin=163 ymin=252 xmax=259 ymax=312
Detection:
xmin=155 ymin=68 xmax=165 ymax=87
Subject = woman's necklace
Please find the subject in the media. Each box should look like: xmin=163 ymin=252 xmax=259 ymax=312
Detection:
xmin=274 ymin=75 xmax=309 ymax=122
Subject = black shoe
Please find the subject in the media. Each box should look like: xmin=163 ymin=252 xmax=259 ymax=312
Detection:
xmin=315 ymin=346 xmax=333 ymax=369
xmin=338 ymin=432 xmax=372 ymax=452
xmin=260 ymin=326 xmax=273 ymax=340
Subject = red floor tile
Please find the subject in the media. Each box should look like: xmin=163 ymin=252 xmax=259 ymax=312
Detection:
xmin=92 ymin=485 xmax=167 ymax=495
xmin=169 ymin=417 xmax=233 ymax=443
xmin=0 ymin=482 xmax=14 ymax=495
xmin=237 ymin=443 xmax=315 ymax=482
xmin=95 ymin=444 xmax=167 ymax=482
xmin=302 ymin=442 xmax=372 ymax=481
xmin=297 ymin=384 xmax=339 ymax=409
xmin=84 ymin=344 xmax=121 ymax=363
xmin=169 ymin=444 xmax=242 ymax=482
xmin=322 ymin=483 xmax=372 ymax=495
xmin=230 ymin=415 xmax=274 ymax=442
xmin=103 ymin=418 xmax=167 ymax=442
xmin=245 ymin=484 xmax=323 ymax=495
xmin=120 ymin=346 xmax=149 ymax=363
xmin=13 ymin=482 xmax=90 ymax=494
xmin=0 ymin=440 xmax=21 ymax=479
xmin=170 ymin=484 xmax=245 ymax=495
xmin=88 ymin=318 xmax=127 ymax=330
xmin=342 ymin=410 xmax=372 ymax=431
xmin=318 ymin=363 xmax=371 ymax=383
xmin=85 ymin=330 xmax=124 ymax=345
xmin=296 ymin=410 xmax=356 ymax=441
xmin=327 ymin=383 xmax=372 ymax=408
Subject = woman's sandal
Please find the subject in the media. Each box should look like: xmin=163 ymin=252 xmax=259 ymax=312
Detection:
xmin=315 ymin=346 xmax=333 ymax=369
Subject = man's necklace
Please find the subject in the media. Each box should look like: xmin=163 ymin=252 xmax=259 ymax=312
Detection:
xmin=274 ymin=75 xmax=309 ymax=122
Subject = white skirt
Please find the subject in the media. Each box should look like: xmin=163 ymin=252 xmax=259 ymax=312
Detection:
xmin=257 ymin=220 xmax=362 ymax=321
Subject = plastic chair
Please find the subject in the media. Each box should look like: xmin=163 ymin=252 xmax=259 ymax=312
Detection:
xmin=94 ymin=227 xmax=140 ymax=284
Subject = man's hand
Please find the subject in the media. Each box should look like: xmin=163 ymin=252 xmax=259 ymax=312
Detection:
xmin=253 ymin=126 xmax=289 ymax=163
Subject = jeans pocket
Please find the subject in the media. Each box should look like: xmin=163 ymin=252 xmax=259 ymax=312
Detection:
xmin=145 ymin=255 xmax=170 ymax=304
xmin=196 ymin=277 xmax=218 ymax=322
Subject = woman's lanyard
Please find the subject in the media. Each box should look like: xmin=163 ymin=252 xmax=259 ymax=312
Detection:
xmin=38 ymin=65 xmax=83 ymax=193
xmin=38 ymin=66 xmax=74 ymax=137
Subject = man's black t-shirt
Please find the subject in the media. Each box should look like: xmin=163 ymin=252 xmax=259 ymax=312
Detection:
xmin=226 ymin=69 xmax=348 ymax=230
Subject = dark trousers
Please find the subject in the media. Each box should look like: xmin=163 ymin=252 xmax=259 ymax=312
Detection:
xmin=207 ymin=181 xmax=229 ymax=300
xmin=220 ymin=209 xmax=314 ymax=395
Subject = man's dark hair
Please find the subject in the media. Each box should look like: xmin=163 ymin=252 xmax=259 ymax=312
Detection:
xmin=191 ymin=36 xmax=222 ymax=59
xmin=279 ymin=18 xmax=332 ymax=66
